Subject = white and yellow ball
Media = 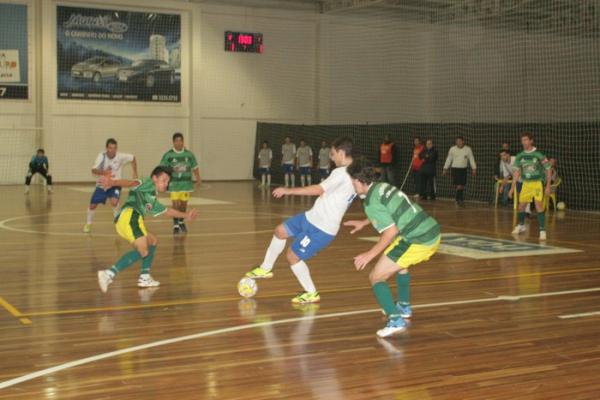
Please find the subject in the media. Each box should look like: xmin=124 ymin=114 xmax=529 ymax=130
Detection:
xmin=237 ymin=277 xmax=258 ymax=298
xmin=556 ymin=201 xmax=566 ymax=211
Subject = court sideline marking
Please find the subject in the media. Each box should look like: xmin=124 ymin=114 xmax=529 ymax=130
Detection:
xmin=1 ymin=286 xmax=599 ymax=390
xmin=558 ymin=311 xmax=600 ymax=319
xmin=0 ymin=296 xmax=31 ymax=325
xmin=14 ymin=266 xmax=600 ymax=318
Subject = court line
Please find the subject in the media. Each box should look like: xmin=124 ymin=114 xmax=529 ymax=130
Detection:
xmin=0 ymin=296 xmax=31 ymax=325
xmin=2 ymin=286 xmax=600 ymax=390
xmin=16 ymin=266 xmax=600 ymax=318
xmin=557 ymin=311 xmax=600 ymax=320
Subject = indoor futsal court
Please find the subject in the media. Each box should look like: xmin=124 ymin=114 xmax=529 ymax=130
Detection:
xmin=2 ymin=0 xmax=600 ymax=399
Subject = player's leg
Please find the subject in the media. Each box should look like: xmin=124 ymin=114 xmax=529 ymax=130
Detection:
xmin=44 ymin=169 xmax=53 ymax=193
xmin=288 ymin=220 xmax=335 ymax=304
xmin=513 ymin=182 xmax=533 ymax=234
xmin=307 ymin=169 xmax=312 ymax=186
xmin=369 ymin=255 xmax=407 ymax=337
xmin=260 ymin=169 xmax=266 ymax=187
xmin=533 ymin=182 xmax=546 ymax=239
xmin=246 ymin=221 xmax=291 ymax=279
xmin=171 ymin=193 xmax=182 ymax=234
xmin=138 ymin=233 xmax=160 ymax=287
xmin=85 ymin=187 xmax=108 ymax=232
xmin=267 ymin=169 xmax=271 ymax=187
xmin=108 ymin=188 xmax=121 ymax=218
xmin=97 ymin=209 xmax=146 ymax=292
xmin=179 ymin=198 xmax=189 ymax=232
xmin=300 ymin=169 xmax=306 ymax=187
xmin=24 ymin=166 xmax=33 ymax=194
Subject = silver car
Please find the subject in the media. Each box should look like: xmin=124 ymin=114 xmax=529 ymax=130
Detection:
xmin=71 ymin=57 xmax=122 ymax=83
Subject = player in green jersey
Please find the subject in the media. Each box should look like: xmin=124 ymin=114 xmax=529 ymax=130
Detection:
xmin=160 ymin=133 xmax=201 ymax=234
xmin=509 ymin=132 xmax=552 ymax=241
xmin=344 ymin=157 xmax=441 ymax=338
xmin=96 ymin=166 xmax=198 ymax=293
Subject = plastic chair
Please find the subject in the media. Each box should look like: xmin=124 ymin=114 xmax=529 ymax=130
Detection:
xmin=494 ymin=179 xmax=517 ymax=208
xmin=543 ymin=176 xmax=562 ymax=211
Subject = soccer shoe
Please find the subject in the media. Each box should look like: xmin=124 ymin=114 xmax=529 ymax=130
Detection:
xmin=377 ymin=317 xmax=408 ymax=338
xmin=173 ymin=225 xmax=181 ymax=235
xmin=97 ymin=270 xmax=114 ymax=293
xmin=83 ymin=224 xmax=91 ymax=233
xmin=539 ymin=230 xmax=547 ymax=241
xmin=24 ymin=186 xmax=29 ymax=194
xmin=291 ymin=291 xmax=320 ymax=304
xmin=512 ymin=224 xmax=526 ymax=235
xmin=292 ymin=302 xmax=321 ymax=314
xmin=245 ymin=266 xmax=274 ymax=279
xmin=138 ymin=274 xmax=160 ymax=288
xmin=396 ymin=302 xmax=413 ymax=319
xmin=179 ymin=222 xmax=188 ymax=233
xmin=47 ymin=186 xmax=52 ymax=193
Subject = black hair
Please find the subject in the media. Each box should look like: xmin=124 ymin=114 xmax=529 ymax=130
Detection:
xmin=521 ymin=132 xmax=533 ymax=140
xmin=331 ymin=137 xmax=353 ymax=157
xmin=151 ymin=165 xmax=173 ymax=179
xmin=36 ymin=148 xmax=45 ymax=154
xmin=500 ymin=149 xmax=510 ymax=155
xmin=347 ymin=156 xmax=376 ymax=185
xmin=173 ymin=132 xmax=184 ymax=141
xmin=456 ymin=136 xmax=464 ymax=141
xmin=106 ymin=138 xmax=117 ymax=147
xmin=262 ymin=140 xmax=269 ymax=146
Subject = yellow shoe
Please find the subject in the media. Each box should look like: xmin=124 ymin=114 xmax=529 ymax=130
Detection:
xmin=245 ymin=266 xmax=274 ymax=279
xmin=83 ymin=224 xmax=91 ymax=233
xmin=291 ymin=291 xmax=320 ymax=304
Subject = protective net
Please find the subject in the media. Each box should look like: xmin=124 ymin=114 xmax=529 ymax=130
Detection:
xmin=254 ymin=0 xmax=600 ymax=211
xmin=0 ymin=127 xmax=42 ymax=185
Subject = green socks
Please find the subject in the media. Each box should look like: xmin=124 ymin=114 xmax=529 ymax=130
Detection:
xmin=110 ymin=250 xmax=142 ymax=275
xmin=372 ymin=282 xmax=398 ymax=317
xmin=396 ymin=272 xmax=411 ymax=305
xmin=518 ymin=211 xmax=527 ymax=225
xmin=537 ymin=212 xmax=545 ymax=231
xmin=141 ymin=245 xmax=156 ymax=275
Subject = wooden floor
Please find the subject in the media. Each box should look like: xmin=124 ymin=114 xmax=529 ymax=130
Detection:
xmin=1 ymin=182 xmax=600 ymax=399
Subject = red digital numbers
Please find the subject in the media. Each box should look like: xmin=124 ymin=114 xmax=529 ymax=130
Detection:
xmin=237 ymin=34 xmax=253 ymax=45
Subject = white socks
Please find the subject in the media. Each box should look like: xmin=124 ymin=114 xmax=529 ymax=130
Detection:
xmin=260 ymin=235 xmax=287 ymax=271
xmin=307 ymin=175 xmax=312 ymax=185
xmin=291 ymin=175 xmax=295 ymax=187
xmin=267 ymin=174 xmax=271 ymax=186
xmin=291 ymin=261 xmax=317 ymax=293
xmin=261 ymin=174 xmax=266 ymax=186
xmin=284 ymin=174 xmax=290 ymax=188
xmin=301 ymin=176 xmax=306 ymax=187
xmin=86 ymin=208 xmax=95 ymax=224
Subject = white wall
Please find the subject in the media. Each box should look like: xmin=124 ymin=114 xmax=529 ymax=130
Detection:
xmin=1 ymin=0 xmax=318 ymax=183
xmin=318 ymin=13 xmax=600 ymax=124
xmin=194 ymin=4 xmax=317 ymax=180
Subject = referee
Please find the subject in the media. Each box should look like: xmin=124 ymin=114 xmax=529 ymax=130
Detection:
xmin=443 ymin=136 xmax=476 ymax=207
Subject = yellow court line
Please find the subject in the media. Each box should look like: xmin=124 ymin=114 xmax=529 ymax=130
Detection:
xmin=20 ymin=266 xmax=600 ymax=318
xmin=0 ymin=296 xmax=32 ymax=325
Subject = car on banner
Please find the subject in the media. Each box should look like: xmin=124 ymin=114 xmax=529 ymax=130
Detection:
xmin=71 ymin=57 xmax=123 ymax=83
xmin=116 ymin=59 xmax=175 ymax=88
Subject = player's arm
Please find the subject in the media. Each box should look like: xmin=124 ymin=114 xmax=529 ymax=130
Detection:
xmin=165 ymin=207 xmax=198 ymax=221
xmin=273 ymin=184 xmax=323 ymax=198
xmin=468 ymin=148 xmax=477 ymax=176
xmin=354 ymin=224 xmax=399 ymax=271
xmin=99 ymin=177 xmax=140 ymax=189
xmin=508 ymin=169 xmax=520 ymax=198
xmin=344 ymin=218 xmax=371 ymax=234
xmin=442 ymin=149 xmax=453 ymax=175
xmin=131 ymin=156 xmax=138 ymax=179
xmin=193 ymin=167 xmax=202 ymax=186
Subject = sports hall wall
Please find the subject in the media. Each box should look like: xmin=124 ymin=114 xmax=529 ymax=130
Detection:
xmin=2 ymin=1 xmax=598 ymax=183
xmin=0 ymin=0 xmax=318 ymax=183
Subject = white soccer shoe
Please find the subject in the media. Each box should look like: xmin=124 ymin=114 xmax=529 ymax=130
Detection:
xmin=97 ymin=270 xmax=114 ymax=293
xmin=138 ymin=274 xmax=160 ymax=288
xmin=512 ymin=225 xmax=526 ymax=235
xmin=539 ymin=231 xmax=547 ymax=241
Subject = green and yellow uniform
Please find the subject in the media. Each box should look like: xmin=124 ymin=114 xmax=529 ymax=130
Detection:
xmin=364 ymin=182 xmax=441 ymax=268
xmin=115 ymin=178 xmax=167 ymax=243
xmin=513 ymin=148 xmax=551 ymax=203
xmin=160 ymin=148 xmax=198 ymax=201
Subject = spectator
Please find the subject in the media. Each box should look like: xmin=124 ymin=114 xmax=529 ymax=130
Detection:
xmin=378 ymin=135 xmax=396 ymax=185
xmin=411 ymin=137 xmax=424 ymax=198
xmin=419 ymin=139 xmax=438 ymax=200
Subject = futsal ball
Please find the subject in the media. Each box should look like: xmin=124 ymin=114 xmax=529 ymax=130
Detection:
xmin=556 ymin=201 xmax=566 ymax=211
xmin=237 ymin=277 xmax=258 ymax=298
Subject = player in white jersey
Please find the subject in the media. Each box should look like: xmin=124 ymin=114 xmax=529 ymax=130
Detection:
xmin=83 ymin=138 xmax=137 ymax=233
xmin=281 ymin=136 xmax=297 ymax=188
xmin=246 ymin=137 xmax=356 ymax=304
xmin=318 ymin=141 xmax=331 ymax=182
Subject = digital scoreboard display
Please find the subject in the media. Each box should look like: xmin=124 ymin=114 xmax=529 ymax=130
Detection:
xmin=225 ymin=31 xmax=264 ymax=54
